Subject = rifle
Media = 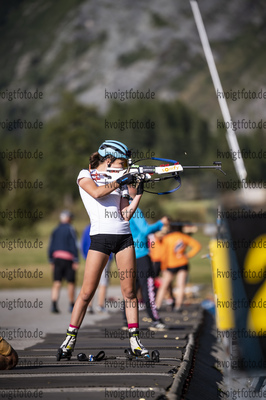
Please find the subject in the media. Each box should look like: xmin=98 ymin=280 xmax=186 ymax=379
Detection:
xmin=106 ymin=157 xmax=225 ymax=195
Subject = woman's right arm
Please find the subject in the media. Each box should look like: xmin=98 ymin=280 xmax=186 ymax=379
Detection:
xmin=78 ymin=177 xmax=120 ymax=199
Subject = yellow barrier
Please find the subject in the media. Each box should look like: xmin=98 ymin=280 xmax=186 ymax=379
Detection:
xmin=209 ymin=239 xmax=235 ymax=331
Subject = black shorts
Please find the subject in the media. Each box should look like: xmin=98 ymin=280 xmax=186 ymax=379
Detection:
xmin=53 ymin=258 xmax=76 ymax=283
xmin=90 ymin=233 xmax=134 ymax=256
xmin=167 ymin=264 xmax=189 ymax=274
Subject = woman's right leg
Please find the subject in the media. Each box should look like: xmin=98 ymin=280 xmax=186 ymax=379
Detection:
xmin=97 ymin=258 xmax=111 ymax=310
xmin=59 ymin=250 xmax=109 ymax=357
xmin=70 ymin=250 xmax=109 ymax=327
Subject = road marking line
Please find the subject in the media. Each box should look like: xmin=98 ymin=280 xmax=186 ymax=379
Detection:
xmin=0 ymin=372 xmax=170 ymax=378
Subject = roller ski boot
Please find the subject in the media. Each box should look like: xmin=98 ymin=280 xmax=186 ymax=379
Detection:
xmin=56 ymin=328 xmax=78 ymax=361
xmin=125 ymin=328 xmax=160 ymax=362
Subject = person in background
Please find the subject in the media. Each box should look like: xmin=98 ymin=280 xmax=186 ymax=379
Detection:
xmin=0 ymin=336 xmax=18 ymax=370
xmin=126 ymin=184 xmax=169 ymax=330
xmin=48 ymin=210 xmax=79 ymax=313
xmin=81 ymin=224 xmax=113 ymax=313
xmin=149 ymin=228 xmax=175 ymax=310
xmin=155 ymin=224 xmax=201 ymax=312
xmin=149 ymin=228 xmax=168 ymax=278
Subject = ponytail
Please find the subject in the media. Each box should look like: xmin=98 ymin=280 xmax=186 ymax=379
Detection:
xmin=89 ymin=152 xmax=103 ymax=169
xmin=89 ymin=152 xmax=116 ymax=169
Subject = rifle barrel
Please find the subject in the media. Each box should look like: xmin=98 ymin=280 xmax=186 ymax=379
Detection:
xmin=183 ymin=165 xmax=219 ymax=169
xmin=183 ymin=165 xmax=226 ymax=175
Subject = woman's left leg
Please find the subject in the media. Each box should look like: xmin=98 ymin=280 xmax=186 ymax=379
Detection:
xmin=115 ymin=245 xmax=148 ymax=356
xmin=115 ymin=245 xmax=138 ymax=325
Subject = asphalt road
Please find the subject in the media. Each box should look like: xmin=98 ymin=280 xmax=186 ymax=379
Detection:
xmin=0 ymin=286 xmax=208 ymax=400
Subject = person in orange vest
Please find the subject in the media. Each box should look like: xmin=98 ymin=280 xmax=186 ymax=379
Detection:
xmin=149 ymin=229 xmax=167 ymax=278
xmin=155 ymin=224 xmax=201 ymax=312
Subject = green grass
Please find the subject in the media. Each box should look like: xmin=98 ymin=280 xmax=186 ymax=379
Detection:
xmin=159 ymin=199 xmax=216 ymax=223
xmin=187 ymin=231 xmax=213 ymax=285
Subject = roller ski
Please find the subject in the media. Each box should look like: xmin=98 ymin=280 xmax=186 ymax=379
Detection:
xmin=56 ymin=328 xmax=78 ymax=361
xmin=125 ymin=328 xmax=160 ymax=362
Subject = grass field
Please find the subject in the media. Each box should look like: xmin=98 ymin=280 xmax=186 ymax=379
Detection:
xmin=0 ymin=200 xmax=217 ymax=291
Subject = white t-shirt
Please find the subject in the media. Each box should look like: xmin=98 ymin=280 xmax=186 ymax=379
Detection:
xmin=77 ymin=169 xmax=131 ymax=235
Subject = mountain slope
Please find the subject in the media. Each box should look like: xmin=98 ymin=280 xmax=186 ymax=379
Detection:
xmin=1 ymin=0 xmax=266 ymax=128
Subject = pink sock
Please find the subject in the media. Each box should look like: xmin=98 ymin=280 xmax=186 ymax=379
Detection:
xmin=128 ymin=323 xmax=139 ymax=329
xmin=69 ymin=324 xmax=79 ymax=331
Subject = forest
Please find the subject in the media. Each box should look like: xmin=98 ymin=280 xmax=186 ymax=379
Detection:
xmin=1 ymin=93 xmax=265 ymax=232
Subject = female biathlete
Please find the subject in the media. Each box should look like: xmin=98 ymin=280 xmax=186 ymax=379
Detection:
xmin=58 ymin=140 xmax=149 ymax=359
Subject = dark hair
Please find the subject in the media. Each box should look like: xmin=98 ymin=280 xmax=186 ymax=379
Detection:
xmin=89 ymin=152 xmax=103 ymax=169
xmin=89 ymin=152 xmax=116 ymax=169
xmin=169 ymin=221 xmax=183 ymax=233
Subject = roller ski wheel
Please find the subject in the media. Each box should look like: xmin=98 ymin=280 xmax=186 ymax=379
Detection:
xmin=125 ymin=348 xmax=134 ymax=360
xmin=151 ymin=349 xmax=160 ymax=362
xmin=124 ymin=348 xmax=160 ymax=362
xmin=56 ymin=347 xmax=72 ymax=361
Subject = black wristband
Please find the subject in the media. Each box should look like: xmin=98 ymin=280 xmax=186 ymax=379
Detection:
xmin=137 ymin=181 xmax=144 ymax=195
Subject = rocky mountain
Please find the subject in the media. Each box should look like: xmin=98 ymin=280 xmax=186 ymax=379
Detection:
xmin=1 ymin=0 xmax=266 ymax=129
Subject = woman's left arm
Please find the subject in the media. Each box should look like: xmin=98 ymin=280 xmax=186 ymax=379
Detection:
xmin=120 ymin=194 xmax=142 ymax=221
